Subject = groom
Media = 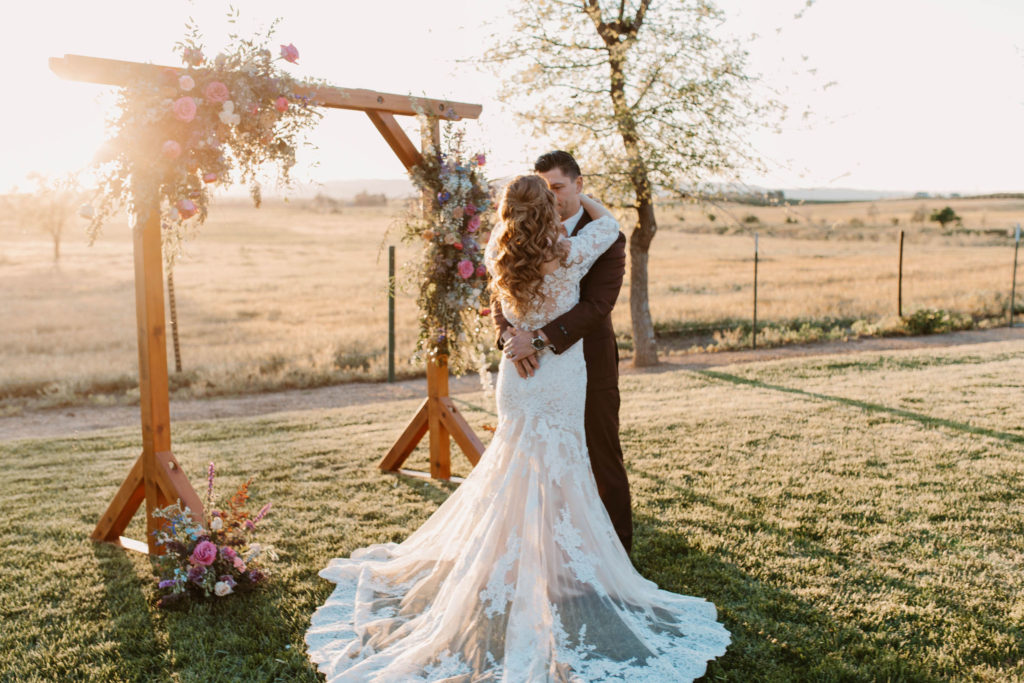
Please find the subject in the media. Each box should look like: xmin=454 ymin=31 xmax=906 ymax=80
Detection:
xmin=494 ymin=150 xmax=633 ymax=554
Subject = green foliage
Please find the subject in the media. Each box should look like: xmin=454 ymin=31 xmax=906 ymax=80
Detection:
xmin=930 ymin=206 xmax=962 ymax=229
xmin=743 ymin=214 xmax=760 ymax=224
xmin=904 ymin=308 xmax=972 ymax=335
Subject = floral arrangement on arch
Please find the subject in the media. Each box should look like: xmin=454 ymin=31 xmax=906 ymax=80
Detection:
xmin=151 ymin=463 xmax=274 ymax=608
xmin=85 ymin=16 xmax=322 ymax=262
xmin=403 ymin=127 xmax=494 ymax=374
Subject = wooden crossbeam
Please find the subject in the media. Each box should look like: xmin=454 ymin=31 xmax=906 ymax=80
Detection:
xmin=49 ymin=54 xmax=481 ymax=120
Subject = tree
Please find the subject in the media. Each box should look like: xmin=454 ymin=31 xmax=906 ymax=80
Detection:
xmin=12 ymin=173 xmax=82 ymax=263
xmin=929 ymin=206 xmax=961 ymax=229
xmin=485 ymin=0 xmax=783 ymax=365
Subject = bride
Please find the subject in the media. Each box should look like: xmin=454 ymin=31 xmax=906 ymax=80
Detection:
xmin=305 ymin=175 xmax=730 ymax=681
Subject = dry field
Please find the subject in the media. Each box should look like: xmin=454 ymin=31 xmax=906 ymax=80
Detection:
xmin=1 ymin=195 xmax=1020 ymax=412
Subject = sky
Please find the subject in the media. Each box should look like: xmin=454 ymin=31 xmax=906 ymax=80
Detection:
xmin=2 ymin=0 xmax=1022 ymax=195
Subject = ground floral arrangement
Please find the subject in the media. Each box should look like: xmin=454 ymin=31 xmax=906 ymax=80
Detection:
xmin=151 ymin=463 xmax=274 ymax=608
xmin=85 ymin=15 xmax=322 ymax=262
xmin=403 ymin=128 xmax=494 ymax=375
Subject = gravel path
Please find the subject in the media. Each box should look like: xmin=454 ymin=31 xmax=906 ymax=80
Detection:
xmin=2 ymin=326 xmax=1021 ymax=443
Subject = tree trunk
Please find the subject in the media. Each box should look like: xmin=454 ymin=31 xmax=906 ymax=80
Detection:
xmin=52 ymin=234 xmax=60 ymax=263
xmin=629 ymin=201 xmax=658 ymax=366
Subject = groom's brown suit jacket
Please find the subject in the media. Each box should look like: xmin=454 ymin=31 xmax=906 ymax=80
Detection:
xmin=493 ymin=211 xmax=633 ymax=552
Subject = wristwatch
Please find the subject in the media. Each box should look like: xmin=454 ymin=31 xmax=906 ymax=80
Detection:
xmin=531 ymin=334 xmax=548 ymax=352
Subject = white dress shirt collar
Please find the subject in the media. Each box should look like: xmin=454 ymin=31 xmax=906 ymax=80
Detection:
xmin=562 ymin=206 xmax=585 ymax=235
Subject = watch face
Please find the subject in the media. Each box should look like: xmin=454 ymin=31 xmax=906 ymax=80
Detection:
xmin=531 ymin=337 xmax=545 ymax=350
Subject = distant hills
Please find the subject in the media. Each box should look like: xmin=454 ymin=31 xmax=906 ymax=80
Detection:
xmin=267 ymin=179 xmax=1015 ymax=203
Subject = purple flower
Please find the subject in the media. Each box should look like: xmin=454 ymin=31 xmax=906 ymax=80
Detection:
xmin=437 ymin=191 xmax=451 ymax=204
xmin=158 ymin=578 xmax=177 ymax=589
xmin=252 ymin=503 xmax=272 ymax=526
xmin=248 ymin=569 xmax=266 ymax=583
xmin=187 ymin=565 xmax=206 ymax=584
xmin=476 ymin=154 xmax=486 ymax=166
xmin=219 ymin=575 xmax=237 ymax=589
xmin=207 ymin=462 xmax=215 ymax=501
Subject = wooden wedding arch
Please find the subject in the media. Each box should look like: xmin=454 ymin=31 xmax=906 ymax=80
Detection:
xmin=51 ymin=54 xmax=484 ymax=554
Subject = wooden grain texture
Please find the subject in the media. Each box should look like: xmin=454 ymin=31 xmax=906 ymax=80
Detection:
xmin=49 ymin=54 xmax=481 ymax=120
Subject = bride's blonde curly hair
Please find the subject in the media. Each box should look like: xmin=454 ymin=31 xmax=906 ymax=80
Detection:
xmin=491 ymin=175 xmax=569 ymax=320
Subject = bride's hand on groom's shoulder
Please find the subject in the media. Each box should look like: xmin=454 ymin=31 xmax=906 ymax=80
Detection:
xmin=579 ymin=194 xmax=611 ymax=220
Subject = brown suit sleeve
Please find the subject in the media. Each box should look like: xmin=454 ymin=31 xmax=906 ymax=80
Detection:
xmin=492 ymin=298 xmax=512 ymax=350
xmin=540 ymin=231 xmax=626 ymax=354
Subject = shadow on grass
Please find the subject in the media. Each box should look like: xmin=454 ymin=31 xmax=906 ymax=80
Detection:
xmin=696 ymin=369 xmax=1024 ymax=445
xmin=89 ymin=541 xmax=169 ymax=680
xmin=631 ymin=464 xmax=1023 ymax=681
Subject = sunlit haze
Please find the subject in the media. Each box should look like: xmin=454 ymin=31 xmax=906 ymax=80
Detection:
xmin=3 ymin=0 xmax=1022 ymax=195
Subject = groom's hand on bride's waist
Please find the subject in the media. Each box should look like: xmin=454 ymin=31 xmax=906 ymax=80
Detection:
xmin=503 ymin=328 xmax=545 ymax=378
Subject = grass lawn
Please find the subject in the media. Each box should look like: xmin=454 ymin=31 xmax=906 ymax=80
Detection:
xmin=1 ymin=339 xmax=1023 ymax=681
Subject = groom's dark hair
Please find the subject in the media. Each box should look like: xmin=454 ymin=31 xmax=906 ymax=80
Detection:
xmin=534 ymin=150 xmax=581 ymax=180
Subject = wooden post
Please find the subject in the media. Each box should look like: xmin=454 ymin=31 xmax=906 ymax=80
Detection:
xmin=1011 ymin=223 xmax=1020 ymax=327
xmin=752 ymin=233 xmax=759 ymax=350
xmin=91 ymin=184 xmax=203 ymax=554
xmin=387 ymin=245 xmax=396 ymax=383
xmin=378 ymin=116 xmax=484 ymax=479
xmin=898 ymin=229 xmax=905 ymax=318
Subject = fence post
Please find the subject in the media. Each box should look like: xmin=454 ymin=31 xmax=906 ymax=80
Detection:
xmin=1011 ymin=224 xmax=1020 ymax=328
xmin=898 ymin=229 xmax=905 ymax=318
xmin=752 ymin=232 xmax=759 ymax=350
xmin=388 ymin=245 xmax=396 ymax=383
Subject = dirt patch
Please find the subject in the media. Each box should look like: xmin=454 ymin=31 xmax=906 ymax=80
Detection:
xmin=2 ymin=327 xmax=1021 ymax=443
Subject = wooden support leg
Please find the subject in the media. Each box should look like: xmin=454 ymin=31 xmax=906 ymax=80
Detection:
xmin=91 ymin=186 xmax=204 ymax=555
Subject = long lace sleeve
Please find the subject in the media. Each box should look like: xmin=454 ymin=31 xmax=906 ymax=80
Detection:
xmin=565 ymin=214 xmax=620 ymax=279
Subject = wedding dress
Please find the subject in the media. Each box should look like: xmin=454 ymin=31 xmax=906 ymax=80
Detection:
xmin=305 ymin=214 xmax=730 ymax=681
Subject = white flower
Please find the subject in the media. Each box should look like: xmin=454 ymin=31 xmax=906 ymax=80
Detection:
xmin=210 ymin=517 xmax=223 ymax=531
xmin=222 ymin=100 xmax=235 ymax=113
xmin=214 ymin=581 xmax=233 ymax=597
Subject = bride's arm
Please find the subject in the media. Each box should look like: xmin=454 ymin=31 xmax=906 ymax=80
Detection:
xmin=580 ymin=194 xmax=612 ymax=221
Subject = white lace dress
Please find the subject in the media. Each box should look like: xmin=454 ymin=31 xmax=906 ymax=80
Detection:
xmin=305 ymin=215 xmax=730 ymax=681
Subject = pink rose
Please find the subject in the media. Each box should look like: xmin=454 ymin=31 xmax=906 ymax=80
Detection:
xmin=280 ymin=43 xmax=299 ymax=63
xmin=203 ymin=172 xmax=218 ymax=184
xmin=161 ymin=140 xmax=181 ymax=160
xmin=178 ymin=199 xmax=198 ymax=220
xmin=172 ymin=96 xmax=197 ymax=123
xmin=457 ymin=259 xmax=474 ymax=279
xmin=190 ymin=540 xmax=217 ymax=566
xmin=274 ymin=96 xmax=289 ymax=112
xmin=233 ymin=557 xmax=247 ymax=572
xmin=476 ymin=154 xmax=486 ymax=166
xmin=467 ymin=215 xmax=481 ymax=233
xmin=475 ymin=264 xmax=486 ymax=277
xmin=465 ymin=203 xmax=476 ymax=217
xmin=178 ymin=75 xmax=195 ymax=91
xmin=453 ymin=242 xmax=463 ymax=251
xmin=204 ymin=81 xmax=229 ymax=103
